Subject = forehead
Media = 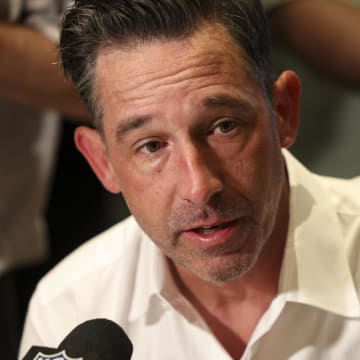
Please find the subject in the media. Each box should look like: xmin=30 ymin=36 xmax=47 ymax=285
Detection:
xmin=95 ymin=23 xmax=258 ymax=124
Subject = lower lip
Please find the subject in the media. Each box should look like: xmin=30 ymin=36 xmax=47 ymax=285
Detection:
xmin=182 ymin=220 xmax=241 ymax=249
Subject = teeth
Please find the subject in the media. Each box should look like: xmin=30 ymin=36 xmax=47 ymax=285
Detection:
xmin=195 ymin=225 xmax=222 ymax=234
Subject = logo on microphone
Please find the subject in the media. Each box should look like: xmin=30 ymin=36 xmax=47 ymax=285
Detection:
xmin=34 ymin=351 xmax=82 ymax=360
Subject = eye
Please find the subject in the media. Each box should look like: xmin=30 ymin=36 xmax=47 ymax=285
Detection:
xmin=212 ymin=118 xmax=240 ymax=135
xmin=137 ymin=140 xmax=165 ymax=155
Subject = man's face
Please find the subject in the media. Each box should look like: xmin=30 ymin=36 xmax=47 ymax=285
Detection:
xmin=77 ymin=23 xmax=299 ymax=283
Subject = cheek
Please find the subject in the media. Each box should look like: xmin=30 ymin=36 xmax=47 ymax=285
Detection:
xmin=224 ymin=125 xmax=283 ymax=216
xmin=221 ymin=124 xmax=275 ymax=183
xmin=113 ymin=160 xmax=174 ymax=226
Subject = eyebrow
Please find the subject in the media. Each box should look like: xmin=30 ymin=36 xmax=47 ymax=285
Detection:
xmin=115 ymin=115 xmax=152 ymax=142
xmin=202 ymin=95 xmax=254 ymax=114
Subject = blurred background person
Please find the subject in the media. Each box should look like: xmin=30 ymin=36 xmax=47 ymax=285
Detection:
xmin=0 ymin=0 xmax=88 ymax=356
xmin=265 ymin=0 xmax=360 ymax=177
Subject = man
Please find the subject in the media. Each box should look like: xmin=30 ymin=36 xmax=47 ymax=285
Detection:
xmin=20 ymin=1 xmax=360 ymax=359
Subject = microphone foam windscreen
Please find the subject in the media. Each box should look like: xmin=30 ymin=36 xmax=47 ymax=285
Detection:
xmin=22 ymin=346 xmax=62 ymax=360
xmin=58 ymin=318 xmax=133 ymax=360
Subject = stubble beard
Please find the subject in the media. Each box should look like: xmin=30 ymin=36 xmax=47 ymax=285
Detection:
xmin=168 ymin=213 xmax=266 ymax=284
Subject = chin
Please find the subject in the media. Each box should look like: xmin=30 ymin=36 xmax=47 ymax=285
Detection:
xmin=188 ymin=253 xmax=257 ymax=284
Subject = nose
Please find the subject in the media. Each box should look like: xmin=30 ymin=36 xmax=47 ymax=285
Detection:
xmin=176 ymin=142 xmax=223 ymax=205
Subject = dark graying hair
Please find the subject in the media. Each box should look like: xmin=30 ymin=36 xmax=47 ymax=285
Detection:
xmin=60 ymin=0 xmax=273 ymax=129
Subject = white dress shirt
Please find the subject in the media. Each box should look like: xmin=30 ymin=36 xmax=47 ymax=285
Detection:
xmin=19 ymin=150 xmax=360 ymax=359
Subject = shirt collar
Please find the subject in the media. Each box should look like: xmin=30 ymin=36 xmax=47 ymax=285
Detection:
xmin=280 ymin=149 xmax=360 ymax=317
xmin=129 ymin=229 xmax=186 ymax=322
xmin=129 ymin=149 xmax=360 ymax=321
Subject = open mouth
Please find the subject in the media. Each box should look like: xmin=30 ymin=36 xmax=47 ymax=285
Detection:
xmin=194 ymin=224 xmax=226 ymax=234
xmin=192 ymin=220 xmax=237 ymax=235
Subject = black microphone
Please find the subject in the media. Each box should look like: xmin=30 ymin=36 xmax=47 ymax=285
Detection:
xmin=22 ymin=318 xmax=133 ymax=360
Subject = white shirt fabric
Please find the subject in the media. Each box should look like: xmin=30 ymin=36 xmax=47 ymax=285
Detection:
xmin=19 ymin=150 xmax=360 ymax=359
xmin=0 ymin=0 xmax=71 ymax=274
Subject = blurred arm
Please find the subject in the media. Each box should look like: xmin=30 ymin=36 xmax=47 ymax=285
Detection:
xmin=268 ymin=0 xmax=360 ymax=87
xmin=0 ymin=23 xmax=89 ymax=121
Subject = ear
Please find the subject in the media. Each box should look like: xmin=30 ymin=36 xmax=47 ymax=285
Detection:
xmin=74 ymin=126 xmax=122 ymax=193
xmin=273 ymin=70 xmax=301 ymax=148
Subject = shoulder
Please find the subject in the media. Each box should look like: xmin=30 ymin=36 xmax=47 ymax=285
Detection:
xmin=285 ymin=149 xmax=360 ymax=253
xmin=36 ymin=216 xmax=143 ymax=300
xmin=285 ymin=149 xmax=360 ymax=217
xmin=20 ymin=216 xmax=153 ymax=353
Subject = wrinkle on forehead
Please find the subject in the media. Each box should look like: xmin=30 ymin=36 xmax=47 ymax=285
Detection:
xmin=95 ymin=23 xmax=251 ymax=103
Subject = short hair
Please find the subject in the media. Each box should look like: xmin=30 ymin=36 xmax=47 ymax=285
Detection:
xmin=60 ymin=0 xmax=273 ymax=130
